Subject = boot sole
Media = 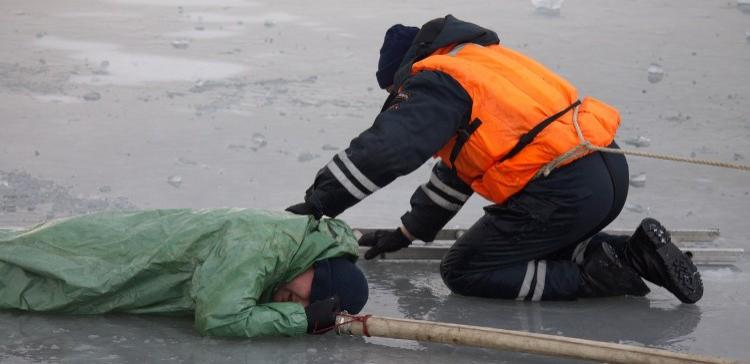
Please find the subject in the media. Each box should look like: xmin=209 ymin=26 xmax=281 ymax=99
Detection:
xmin=639 ymin=218 xmax=704 ymax=304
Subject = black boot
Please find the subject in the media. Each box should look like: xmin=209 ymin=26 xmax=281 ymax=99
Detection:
xmin=624 ymin=218 xmax=703 ymax=304
xmin=578 ymin=240 xmax=650 ymax=298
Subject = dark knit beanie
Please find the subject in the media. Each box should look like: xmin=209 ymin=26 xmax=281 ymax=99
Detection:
xmin=376 ymin=24 xmax=420 ymax=89
xmin=310 ymin=257 xmax=368 ymax=314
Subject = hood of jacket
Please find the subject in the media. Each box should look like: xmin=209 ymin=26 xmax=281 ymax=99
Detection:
xmin=392 ymin=14 xmax=500 ymax=90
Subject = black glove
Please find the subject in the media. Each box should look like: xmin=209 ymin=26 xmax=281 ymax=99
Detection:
xmin=285 ymin=202 xmax=322 ymax=220
xmin=359 ymin=228 xmax=412 ymax=260
xmin=305 ymin=296 xmax=340 ymax=334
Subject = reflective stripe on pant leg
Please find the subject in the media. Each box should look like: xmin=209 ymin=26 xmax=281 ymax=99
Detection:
xmin=531 ymin=260 xmax=547 ymax=301
xmin=516 ymin=261 xmax=536 ymax=300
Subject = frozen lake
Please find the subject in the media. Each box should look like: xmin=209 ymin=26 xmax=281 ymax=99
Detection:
xmin=1 ymin=0 xmax=749 ymax=362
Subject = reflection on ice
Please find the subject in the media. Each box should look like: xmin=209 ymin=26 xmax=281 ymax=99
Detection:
xmin=35 ymin=36 xmax=246 ymax=85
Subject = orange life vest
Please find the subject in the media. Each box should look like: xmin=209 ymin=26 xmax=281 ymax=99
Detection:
xmin=411 ymin=43 xmax=620 ymax=204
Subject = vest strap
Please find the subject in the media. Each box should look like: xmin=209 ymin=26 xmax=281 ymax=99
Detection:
xmin=449 ymin=118 xmax=483 ymax=170
xmin=498 ymin=99 xmax=582 ymax=164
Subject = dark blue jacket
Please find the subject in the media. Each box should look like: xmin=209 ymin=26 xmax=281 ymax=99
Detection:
xmin=301 ymin=15 xmax=500 ymax=241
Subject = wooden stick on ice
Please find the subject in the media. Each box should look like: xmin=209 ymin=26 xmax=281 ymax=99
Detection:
xmin=335 ymin=314 xmax=744 ymax=364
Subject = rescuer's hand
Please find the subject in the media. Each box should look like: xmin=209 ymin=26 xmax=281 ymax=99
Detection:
xmin=358 ymin=228 xmax=413 ymax=260
xmin=305 ymin=296 xmax=340 ymax=334
xmin=285 ymin=202 xmax=323 ymax=220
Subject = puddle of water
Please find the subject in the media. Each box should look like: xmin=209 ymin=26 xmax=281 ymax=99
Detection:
xmin=36 ymin=37 xmax=246 ymax=85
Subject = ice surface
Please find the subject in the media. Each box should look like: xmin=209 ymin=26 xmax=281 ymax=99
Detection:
xmin=105 ymin=0 xmax=260 ymax=6
xmin=166 ymin=29 xmax=240 ymax=39
xmin=2 ymin=0 xmax=749 ymax=362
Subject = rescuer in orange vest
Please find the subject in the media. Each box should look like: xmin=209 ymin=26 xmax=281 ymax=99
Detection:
xmin=287 ymin=15 xmax=702 ymax=303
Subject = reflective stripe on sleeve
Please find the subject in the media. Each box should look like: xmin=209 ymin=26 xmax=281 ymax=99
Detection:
xmin=326 ymin=161 xmax=367 ymax=200
xmin=420 ymin=185 xmax=462 ymax=211
xmin=429 ymin=172 xmax=470 ymax=202
xmin=336 ymin=151 xmax=380 ymax=193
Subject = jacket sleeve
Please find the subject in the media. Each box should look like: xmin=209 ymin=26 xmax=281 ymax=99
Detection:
xmin=192 ymin=236 xmax=307 ymax=337
xmin=303 ymin=71 xmax=472 ymax=217
xmin=400 ymin=161 xmax=473 ymax=242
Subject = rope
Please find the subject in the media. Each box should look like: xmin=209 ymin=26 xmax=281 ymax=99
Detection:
xmin=536 ymin=105 xmax=750 ymax=178
xmin=334 ymin=313 xmax=372 ymax=337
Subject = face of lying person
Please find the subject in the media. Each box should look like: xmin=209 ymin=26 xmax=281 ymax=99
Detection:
xmin=272 ymin=267 xmax=314 ymax=307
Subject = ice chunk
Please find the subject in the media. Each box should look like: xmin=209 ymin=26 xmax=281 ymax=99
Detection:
xmin=531 ymin=0 xmax=563 ymax=15
xmin=251 ymin=133 xmax=267 ymax=150
xmin=297 ymin=152 xmax=319 ymax=162
xmin=624 ymin=202 xmax=645 ymax=214
xmin=623 ymin=135 xmax=651 ymax=148
xmin=738 ymin=0 xmax=750 ymax=13
xmin=171 ymin=40 xmax=190 ymax=49
xmin=167 ymin=175 xmax=183 ymax=188
xmin=99 ymin=185 xmax=111 ymax=193
xmin=82 ymin=91 xmax=101 ymax=101
xmin=629 ymin=172 xmax=647 ymax=188
xmin=647 ymin=63 xmax=664 ymax=83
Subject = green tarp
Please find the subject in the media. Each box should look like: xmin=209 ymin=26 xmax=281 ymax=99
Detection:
xmin=0 ymin=208 xmax=359 ymax=337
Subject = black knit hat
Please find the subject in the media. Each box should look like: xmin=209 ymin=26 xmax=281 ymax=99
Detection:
xmin=310 ymin=257 xmax=368 ymax=314
xmin=376 ymin=24 xmax=420 ymax=89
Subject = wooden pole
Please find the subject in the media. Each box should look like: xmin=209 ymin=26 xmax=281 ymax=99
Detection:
xmin=335 ymin=314 xmax=745 ymax=364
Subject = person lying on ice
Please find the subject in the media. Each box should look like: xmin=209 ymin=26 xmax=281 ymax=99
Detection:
xmin=0 ymin=208 xmax=368 ymax=337
xmin=286 ymin=15 xmax=703 ymax=303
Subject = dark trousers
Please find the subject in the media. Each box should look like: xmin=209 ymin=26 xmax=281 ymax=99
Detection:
xmin=440 ymin=144 xmax=629 ymax=301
